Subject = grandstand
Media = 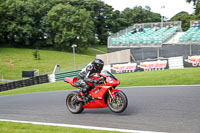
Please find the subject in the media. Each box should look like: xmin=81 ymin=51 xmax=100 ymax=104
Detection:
xmin=108 ymin=21 xmax=182 ymax=47
xmin=179 ymin=20 xmax=200 ymax=43
xmin=107 ymin=20 xmax=200 ymax=61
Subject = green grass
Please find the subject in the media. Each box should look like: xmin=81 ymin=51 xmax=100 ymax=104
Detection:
xmin=0 ymin=67 xmax=199 ymax=96
xmin=0 ymin=81 xmax=8 ymax=84
xmin=92 ymin=45 xmax=107 ymax=53
xmin=115 ymin=67 xmax=200 ymax=86
xmin=0 ymin=48 xmax=99 ymax=80
xmin=0 ymin=121 xmax=121 ymax=133
xmin=0 ymin=81 xmax=69 ymax=96
xmin=79 ymin=47 xmax=103 ymax=56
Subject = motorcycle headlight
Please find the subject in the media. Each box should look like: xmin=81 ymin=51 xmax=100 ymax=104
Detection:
xmin=109 ymin=80 xmax=113 ymax=83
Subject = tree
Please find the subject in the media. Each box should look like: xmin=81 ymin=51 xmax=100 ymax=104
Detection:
xmin=106 ymin=10 xmax=127 ymax=33
xmin=186 ymin=0 xmax=200 ymax=15
xmin=170 ymin=11 xmax=192 ymax=31
xmin=0 ymin=0 xmax=164 ymax=49
xmin=46 ymin=4 xmax=95 ymax=51
xmin=194 ymin=2 xmax=200 ymax=14
xmin=186 ymin=0 xmax=200 ymax=5
xmin=119 ymin=6 xmax=161 ymax=28
xmin=81 ymin=0 xmax=115 ymax=45
xmin=0 ymin=0 xmax=51 ymax=47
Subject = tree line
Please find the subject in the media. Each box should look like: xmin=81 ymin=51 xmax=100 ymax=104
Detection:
xmin=0 ymin=0 xmax=199 ymax=51
xmin=171 ymin=0 xmax=200 ymax=31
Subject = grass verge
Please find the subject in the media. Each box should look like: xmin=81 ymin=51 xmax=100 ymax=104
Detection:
xmin=0 ymin=48 xmax=98 ymax=80
xmin=0 ymin=121 xmax=120 ymax=133
xmin=91 ymin=45 xmax=107 ymax=53
xmin=0 ymin=67 xmax=199 ymax=96
xmin=115 ymin=67 xmax=200 ymax=86
xmin=0 ymin=81 xmax=68 ymax=96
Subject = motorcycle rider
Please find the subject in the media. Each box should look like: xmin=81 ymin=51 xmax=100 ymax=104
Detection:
xmin=77 ymin=58 xmax=104 ymax=102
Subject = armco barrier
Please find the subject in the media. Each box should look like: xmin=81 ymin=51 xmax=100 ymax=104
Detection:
xmin=0 ymin=74 xmax=49 ymax=92
xmin=55 ymin=70 xmax=81 ymax=81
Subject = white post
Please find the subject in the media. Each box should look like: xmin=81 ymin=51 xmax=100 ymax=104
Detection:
xmin=157 ymin=5 xmax=165 ymax=59
xmin=161 ymin=6 xmax=165 ymax=44
xmin=71 ymin=44 xmax=77 ymax=70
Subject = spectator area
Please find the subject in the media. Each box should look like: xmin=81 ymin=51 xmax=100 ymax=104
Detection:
xmin=108 ymin=21 xmax=181 ymax=47
xmin=108 ymin=21 xmax=200 ymax=48
xmin=179 ymin=27 xmax=200 ymax=42
xmin=111 ymin=27 xmax=177 ymax=46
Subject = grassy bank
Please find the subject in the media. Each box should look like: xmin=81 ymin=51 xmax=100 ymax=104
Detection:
xmin=0 ymin=48 xmax=104 ymax=80
xmin=92 ymin=45 xmax=107 ymax=53
xmin=0 ymin=121 xmax=120 ymax=133
xmin=0 ymin=81 xmax=68 ymax=96
xmin=0 ymin=67 xmax=199 ymax=96
xmin=116 ymin=67 xmax=200 ymax=86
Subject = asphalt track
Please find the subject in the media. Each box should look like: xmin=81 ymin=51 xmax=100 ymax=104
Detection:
xmin=0 ymin=85 xmax=200 ymax=133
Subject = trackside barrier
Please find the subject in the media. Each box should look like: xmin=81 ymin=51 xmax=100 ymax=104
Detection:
xmin=0 ymin=75 xmax=49 ymax=92
xmin=110 ymin=55 xmax=200 ymax=74
xmin=184 ymin=55 xmax=200 ymax=67
xmin=55 ymin=70 xmax=81 ymax=81
xmin=168 ymin=56 xmax=184 ymax=69
xmin=50 ymin=55 xmax=200 ymax=82
xmin=111 ymin=59 xmax=168 ymax=74
xmin=49 ymin=65 xmax=111 ymax=82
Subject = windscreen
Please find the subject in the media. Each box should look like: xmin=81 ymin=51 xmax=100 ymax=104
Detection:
xmin=101 ymin=70 xmax=117 ymax=81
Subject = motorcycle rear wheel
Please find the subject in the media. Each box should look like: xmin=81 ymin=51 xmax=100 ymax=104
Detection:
xmin=66 ymin=91 xmax=84 ymax=114
xmin=107 ymin=91 xmax=128 ymax=113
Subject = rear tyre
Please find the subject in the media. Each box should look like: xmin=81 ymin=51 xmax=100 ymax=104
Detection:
xmin=66 ymin=91 xmax=84 ymax=114
xmin=107 ymin=91 xmax=128 ymax=113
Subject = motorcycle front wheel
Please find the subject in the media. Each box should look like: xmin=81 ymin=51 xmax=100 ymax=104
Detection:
xmin=107 ymin=91 xmax=128 ymax=113
xmin=66 ymin=91 xmax=84 ymax=114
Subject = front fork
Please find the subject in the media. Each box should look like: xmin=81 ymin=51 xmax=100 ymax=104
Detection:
xmin=104 ymin=80 xmax=115 ymax=101
xmin=108 ymin=88 xmax=115 ymax=100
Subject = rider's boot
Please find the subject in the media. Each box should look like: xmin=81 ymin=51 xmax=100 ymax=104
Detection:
xmin=76 ymin=91 xmax=89 ymax=104
xmin=86 ymin=93 xmax=95 ymax=102
xmin=77 ymin=91 xmax=95 ymax=103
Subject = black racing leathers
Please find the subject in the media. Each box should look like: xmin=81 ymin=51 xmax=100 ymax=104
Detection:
xmin=78 ymin=63 xmax=100 ymax=93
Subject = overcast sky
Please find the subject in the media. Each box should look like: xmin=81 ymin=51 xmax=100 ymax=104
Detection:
xmin=102 ymin=0 xmax=194 ymax=19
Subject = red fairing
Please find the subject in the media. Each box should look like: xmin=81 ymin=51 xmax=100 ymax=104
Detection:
xmin=83 ymin=99 xmax=107 ymax=108
xmin=83 ymin=85 xmax=112 ymax=108
xmin=111 ymin=89 xmax=121 ymax=99
xmin=106 ymin=77 xmax=120 ymax=86
xmin=64 ymin=77 xmax=78 ymax=87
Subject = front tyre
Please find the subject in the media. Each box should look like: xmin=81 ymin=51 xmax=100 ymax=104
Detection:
xmin=107 ymin=91 xmax=128 ymax=113
xmin=66 ymin=91 xmax=84 ymax=114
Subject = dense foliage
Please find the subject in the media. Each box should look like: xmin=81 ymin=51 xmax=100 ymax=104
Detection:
xmin=0 ymin=0 xmax=161 ymax=50
xmin=170 ymin=0 xmax=200 ymax=31
xmin=0 ymin=0 xmax=199 ymax=50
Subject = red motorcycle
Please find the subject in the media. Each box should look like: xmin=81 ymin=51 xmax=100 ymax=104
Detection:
xmin=65 ymin=70 xmax=128 ymax=114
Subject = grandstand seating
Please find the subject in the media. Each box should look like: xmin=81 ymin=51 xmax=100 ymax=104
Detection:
xmin=111 ymin=27 xmax=177 ymax=46
xmin=109 ymin=21 xmax=200 ymax=47
xmin=179 ymin=27 xmax=200 ymax=42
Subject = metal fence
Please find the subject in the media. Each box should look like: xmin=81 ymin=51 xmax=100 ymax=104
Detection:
xmin=55 ymin=70 xmax=81 ymax=81
xmin=110 ymin=21 xmax=182 ymax=38
xmin=58 ymin=63 xmax=88 ymax=73
xmin=108 ymin=44 xmax=200 ymax=61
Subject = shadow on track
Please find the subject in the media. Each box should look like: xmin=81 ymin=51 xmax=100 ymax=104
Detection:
xmin=78 ymin=105 xmax=137 ymax=116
